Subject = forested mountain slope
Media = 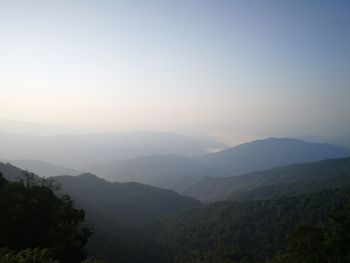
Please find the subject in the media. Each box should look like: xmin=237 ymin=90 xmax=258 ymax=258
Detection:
xmin=0 ymin=162 xmax=200 ymax=262
xmin=0 ymin=173 xmax=90 ymax=263
xmin=178 ymin=157 xmax=350 ymax=201
xmin=197 ymin=138 xmax=350 ymax=176
xmin=55 ymin=173 xmax=200 ymax=227
xmin=161 ymin=187 xmax=350 ymax=263
xmin=55 ymin=174 xmax=200 ymax=262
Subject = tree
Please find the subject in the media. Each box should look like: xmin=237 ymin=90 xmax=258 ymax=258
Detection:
xmin=269 ymin=205 xmax=350 ymax=263
xmin=0 ymin=247 xmax=59 ymax=263
xmin=20 ymin=170 xmax=37 ymax=188
xmin=0 ymin=173 xmax=91 ymax=263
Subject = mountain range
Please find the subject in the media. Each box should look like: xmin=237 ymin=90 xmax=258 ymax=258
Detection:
xmin=1 ymin=142 xmax=350 ymax=262
xmin=0 ymin=162 xmax=200 ymax=262
xmin=5 ymin=137 xmax=350 ymax=203
xmin=86 ymin=138 xmax=350 ymax=198
xmin=196 ymin=137 xmax=350 ymax=175
xmin=178 ymin=157 xmax=350 ymax=201
xmin=0 ymin=159 xmax=82 ymax=177
xmin=0 ymin=131 xmax=223 ymax=168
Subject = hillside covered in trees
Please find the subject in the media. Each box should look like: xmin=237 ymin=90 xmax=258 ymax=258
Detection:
xmin=1 ymin=157 xmax=350 ymax=263
xmin=178 ymin=157 xmax=350 ymax=202
xmin=0 ymin=164 xmax=201 ymax=263
xmin=0 ymin=172 xmax=91 ymax=263
xmin=55 ymin=173 xmax=200 ymax=262
xmin=161 ymin=187 xmax=350 ymax=263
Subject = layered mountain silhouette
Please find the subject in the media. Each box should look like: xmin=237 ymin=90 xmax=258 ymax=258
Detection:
xmin=94 ymin=156 xmax=350 ymax=202
xmin=55 ymin=173 xmax=200 ymax=226
xmin=4 ymin=137 xmax=349 ymax=204
xmin=0 ymin=131 xmax=223 ymax=168
xmin=0 ymin=159 xmax=82 ymax=177
xmin=85 ymin=154 xmax=218 ymax=184
xmin=0 ymin=162 xmax=200 ymax=262
xmin=1 ymin=139 xmax=350 ymax=262
xmin=178 ymin=157 xmax=350 ymax=201
xmin=88 ymin=138 xmax=350 ymax=196
xmin=197 ymin=137 xmax=350 ymax=175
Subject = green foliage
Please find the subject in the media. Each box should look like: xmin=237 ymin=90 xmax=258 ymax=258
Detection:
xmin=0 ymin=247 xmax=59 ymax=263
xmin=270 ymin=205 xmax=350 ymax=263
xmin=80 ymin=257 xmax=107 ymax=263
xmin=276 ymin=226 xmax=327 ymax=263
xmin=0 ymin=249 xmax=108 ymax=263
xmin=0 ymin=173 xmax=91 ymax=263
xmin=161 ymin=187 xmax=350 ymax=263
xmin=2 ymin=158 xmax=350 ymax=263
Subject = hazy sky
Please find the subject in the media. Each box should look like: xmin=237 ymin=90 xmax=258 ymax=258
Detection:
xmin=1 ymin=0 xmax=349 ymax=142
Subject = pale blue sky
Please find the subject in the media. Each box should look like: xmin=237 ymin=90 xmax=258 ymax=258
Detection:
xmin=0 ymin=0 xmax=349 ymax=142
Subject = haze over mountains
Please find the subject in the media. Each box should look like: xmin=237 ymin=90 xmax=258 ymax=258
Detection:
xmin=2 ymin=1 xmax=350 ymax=262
xmin=178 ymin=157 xmax=350 ymax=201
xmin=1 ymin=121 xmax=350 ymax=262
xmin=3 ymin=136 xmax=350 ymax=202
xmin=0 ymin=162 xmax=200 ymax=262
xmin=0 ymin=159 xmax=82 ymax=177
xmin=2 ymin=154 xmax=350 ymax=262
xmin=197 ymin=137 xmax=350 ymax=175
xmin=85 ymin=154 xmax=216 ymax=183
xmin=86 ymin=138 xmax=350 ymax=195
xmin=56 ymin=173 xmax=200 ymax=262
xmin=0 ymin=131 xmax=223 ymax=169
xmin=1 ymin=134 xmax=350 ymax=262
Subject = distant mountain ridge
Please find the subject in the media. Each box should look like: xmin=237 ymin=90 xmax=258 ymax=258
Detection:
xmin=179 ymin=157 xmax=350 ymax=201
xmin=55 ymin=173 xmax=200 ymax=227
xmin=0 ymin=159 xmax=82 ymax=177
xmin=197 ymin=137 xmax=350 ymax=176
xmin=85 ymin=154 xmax=220 ymax=184
xmin=2 ymin=157 xmax=349 ymax=262
xmin=88 ymin=138 xmax=350 ymax=198
xmin=0 ymin=162 xmax=27 ymax=181
xmin=0 ymin=162 xmax=200 ymax=262
xmin=0 ymin=131 xmax=224 ymax=168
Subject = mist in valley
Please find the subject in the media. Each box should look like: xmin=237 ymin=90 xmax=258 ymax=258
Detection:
xmin=1 ymin=1 xmax=350 ymax=263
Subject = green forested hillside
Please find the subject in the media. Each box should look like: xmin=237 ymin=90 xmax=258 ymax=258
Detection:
xmin=268 ymin=203 xmax=350 ymax=263
xmin=0 ymin=162 xmax=201 ymax=263
xmin=161 ymin=187 xmax=350 ymax=263
xmin=55 ymin=173 xmax=201 ymax=262
xmin=56 ymin=173 xmax=200 ymax=227
xmin=0 ymin=173 xmax=90 ymax=263
xmin=180 ymin=157 xmax=350 ymax=201
xmin=2 ymin=159 xmax=350 ymax=263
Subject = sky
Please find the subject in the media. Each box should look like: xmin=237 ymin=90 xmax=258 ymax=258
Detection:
xmin=0 ymin=0 xmax=349 ymax=143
